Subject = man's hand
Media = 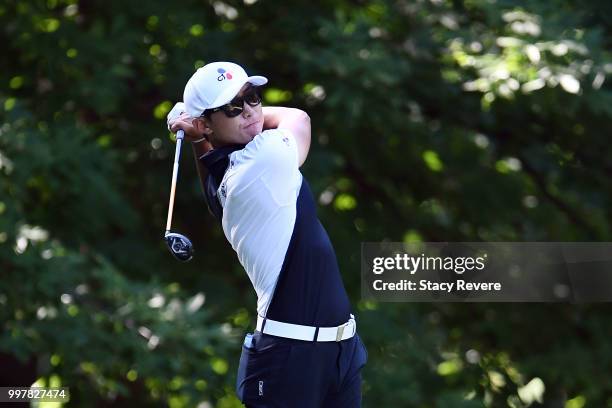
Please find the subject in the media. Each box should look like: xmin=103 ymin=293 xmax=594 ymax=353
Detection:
xmin=168 ymin=111 xmax=203 ymax=142
xmin=167 ymin=102 xmax=213 ymax=155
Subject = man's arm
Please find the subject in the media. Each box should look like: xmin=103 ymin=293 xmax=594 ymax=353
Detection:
xmin=191 ymin=139 xmax=214 ymax=193
xmin=169 ymin=112 xmax=213 ymax=195
xmin=263 ymin=107 xmax=311 ymax=167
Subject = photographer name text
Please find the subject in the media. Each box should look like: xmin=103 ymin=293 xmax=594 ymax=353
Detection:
xmin=371 ymin=253 xmax=502 ymax=293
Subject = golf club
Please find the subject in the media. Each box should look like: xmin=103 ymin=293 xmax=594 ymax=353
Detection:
xmin=164 ymin=112 xmax=194 ymax=262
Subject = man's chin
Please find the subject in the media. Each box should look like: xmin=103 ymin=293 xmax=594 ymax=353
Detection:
xmin=245 ymin=128 xmax=263 ymax=141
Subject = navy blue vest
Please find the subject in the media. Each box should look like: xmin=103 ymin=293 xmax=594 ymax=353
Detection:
xmin=201 ymin=149 xmax=352 ymax=327
xmin=265 ymin=178 xmax=351 ymax=327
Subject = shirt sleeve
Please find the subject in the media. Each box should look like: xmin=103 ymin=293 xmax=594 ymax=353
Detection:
xmin=240 ymin=128 xmax=302 ymax=206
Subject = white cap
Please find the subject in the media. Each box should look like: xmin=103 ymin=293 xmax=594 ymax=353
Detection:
xmin=183 ymin=61 xmax=268 ymax=118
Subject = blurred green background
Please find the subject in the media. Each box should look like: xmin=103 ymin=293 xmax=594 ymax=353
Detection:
xmin=1 ymin=0 xmax=611 ymax=406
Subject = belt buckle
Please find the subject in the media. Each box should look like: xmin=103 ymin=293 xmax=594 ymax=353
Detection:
xmin=335 ymin=321 xmax=349 ymax=342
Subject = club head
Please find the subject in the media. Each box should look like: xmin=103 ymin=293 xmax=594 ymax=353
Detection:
xmin=164 ymin=232 xmax=193 ymax=262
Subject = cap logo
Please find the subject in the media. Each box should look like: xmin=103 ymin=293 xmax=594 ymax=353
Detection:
xmin=216 ymin=68 xmax=233 ymax=81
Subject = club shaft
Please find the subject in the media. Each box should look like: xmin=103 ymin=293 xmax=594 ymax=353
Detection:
xmin=165 ymin=130 xmax=184 ymax=232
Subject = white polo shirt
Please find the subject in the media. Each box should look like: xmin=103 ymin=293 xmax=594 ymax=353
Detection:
xmin=217 ymin=129 xmax=302 ymax=317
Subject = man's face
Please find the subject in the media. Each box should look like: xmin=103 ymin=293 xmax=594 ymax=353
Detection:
xmin=196 ymin=84 xmax=264 ymax=147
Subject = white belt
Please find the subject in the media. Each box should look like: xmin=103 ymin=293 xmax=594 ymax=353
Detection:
xmin=256 ymin=314 xmax=356 ymax=342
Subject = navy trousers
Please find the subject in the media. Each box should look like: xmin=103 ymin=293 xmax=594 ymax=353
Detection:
xmin=236 ymin=331 xmax=367 ymax=407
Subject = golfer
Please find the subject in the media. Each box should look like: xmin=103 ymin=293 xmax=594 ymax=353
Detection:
xmin=168 ymin=61 xmax=367 ymax=407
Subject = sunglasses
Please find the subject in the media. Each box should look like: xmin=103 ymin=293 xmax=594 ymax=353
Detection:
xmin=203 ymin=86 xmax=262 ymax=118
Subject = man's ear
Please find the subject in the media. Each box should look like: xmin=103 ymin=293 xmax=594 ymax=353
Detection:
xmin=192 ymin=117 xmax=213 ymax=138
